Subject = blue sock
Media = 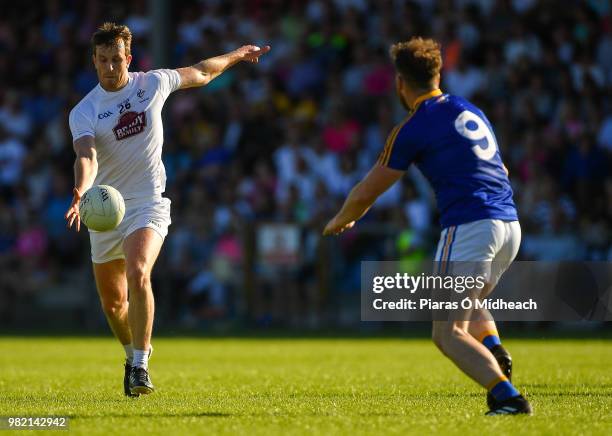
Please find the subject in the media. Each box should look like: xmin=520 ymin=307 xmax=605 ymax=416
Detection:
xmin=490 ymin=380 xmax=520 ymax=402
xmin=482 ymin=334 xmax=501 ymax=350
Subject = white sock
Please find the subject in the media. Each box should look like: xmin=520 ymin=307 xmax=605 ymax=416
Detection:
xmin=123 ymin=344 xmax=134 ymax=365
xmin=133 ymin=348 xmax=150 ymax=370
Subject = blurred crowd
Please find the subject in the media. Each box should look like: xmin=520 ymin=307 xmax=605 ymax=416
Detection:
xmin=0 ymin=0 xmax=610 ymax=328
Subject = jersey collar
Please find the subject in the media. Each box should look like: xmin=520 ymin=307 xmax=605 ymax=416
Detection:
xmin=411 ymin=89 xmax=443 ymax=111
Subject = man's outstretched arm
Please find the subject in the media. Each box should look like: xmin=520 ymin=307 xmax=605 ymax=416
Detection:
xmin=176 ymin=45 xmax=271 ymax=89
xmin=323 ymin=164 xmax=404 ymax=236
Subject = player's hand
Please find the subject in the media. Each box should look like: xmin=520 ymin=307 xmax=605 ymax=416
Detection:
xmin=65 ymin=187 xmax=82 ymax=232
xmin=237 ymin=45 xmax=271 ymax=63
xmin=323 ymin=217 xmax=355 ymax=236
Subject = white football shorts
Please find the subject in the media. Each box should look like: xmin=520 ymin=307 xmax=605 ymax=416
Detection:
xmin=434 ymin=219 xmax=521 ymax=288
xmin=89 ymin=196 xmax=171 ymax=264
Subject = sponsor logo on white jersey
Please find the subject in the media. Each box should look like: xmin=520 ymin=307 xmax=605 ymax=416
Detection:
xmin=113 ymin=111 xmax=147 ymax=140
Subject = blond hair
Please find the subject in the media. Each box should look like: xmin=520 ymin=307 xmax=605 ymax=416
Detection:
xmin=390 ymin=37 xmax=442 ymax=89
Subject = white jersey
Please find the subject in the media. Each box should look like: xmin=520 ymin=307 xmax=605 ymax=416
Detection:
xmin=69 ymin=69 xmax=181 ymax=198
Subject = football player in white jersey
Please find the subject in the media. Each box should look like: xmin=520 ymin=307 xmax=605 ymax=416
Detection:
xmin=65 ymin=22 xmax=270 ymax=396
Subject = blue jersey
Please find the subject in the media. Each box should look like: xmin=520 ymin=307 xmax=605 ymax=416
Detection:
xmin=378 ymin=90 xmax=518 ymax=229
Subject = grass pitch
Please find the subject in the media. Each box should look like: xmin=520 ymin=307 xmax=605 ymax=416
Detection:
xmin=0 ymin=336 xmax=611 ymax=435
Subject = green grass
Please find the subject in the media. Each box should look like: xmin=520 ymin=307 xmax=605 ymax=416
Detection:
xmin=0 ymin=337 xmax=611 ymax=435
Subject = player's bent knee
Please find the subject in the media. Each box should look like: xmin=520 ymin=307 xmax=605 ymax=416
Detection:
xmin=432 ymin=323 xmax=467 ymax=355
xmin=126 ymin=265 xmax=151 ymax=292
xmin=101 ymin=299 xmax=127 ymax=318
xmin=443 ymin=326 xmax=468 ymax=350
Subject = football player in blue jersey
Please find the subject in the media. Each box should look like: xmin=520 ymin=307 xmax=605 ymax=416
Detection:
xmin=324 ymin=37 xmax=531 ymax=415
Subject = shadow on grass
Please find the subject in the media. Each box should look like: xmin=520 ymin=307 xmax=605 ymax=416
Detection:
xmin=73 ymin=412 xmax=231 ymax=419
xmin=528 ymin=392 xmax=612 ymax=397
xmin=524 ymin=383 xmax=612 ymax=390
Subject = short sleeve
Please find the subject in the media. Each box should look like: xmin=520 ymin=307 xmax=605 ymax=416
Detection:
xmin=150 ymin=69 xmax=182 ymax=100
xmin=69 ymin=106 xmax=95 ymax=142
xmin=377 ymin=118 xmax=421 ymax=171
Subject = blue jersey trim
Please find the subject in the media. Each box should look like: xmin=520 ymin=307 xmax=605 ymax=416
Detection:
xmin=444 ymin=227 xmax=457 ymax=274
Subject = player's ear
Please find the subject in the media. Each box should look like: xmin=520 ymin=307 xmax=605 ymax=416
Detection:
xmin=126 ymin=54 xmax=132 ymax=68
xmin=433 ymin=73 xmax=441 ymax=88
xmin=395 ymin=74 xmax=404 ymax=92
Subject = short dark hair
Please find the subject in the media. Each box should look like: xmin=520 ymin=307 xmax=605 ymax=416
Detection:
xmin=390 ymin=37 xmax=442 ymax=89
xmin=91 ymin=22 xmax=132 ymax=56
